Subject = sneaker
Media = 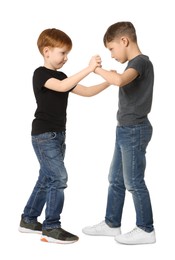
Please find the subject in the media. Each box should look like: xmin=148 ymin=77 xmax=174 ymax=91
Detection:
xmin=41 ymin=228 xmax=79 ymax=244
xmin=18 ymin=218 xmax=42 ymax=234
xmin=115 ymin=227 xmax=156 ymax=245
xmin=82 ymin=221 xmax=121 ymax=236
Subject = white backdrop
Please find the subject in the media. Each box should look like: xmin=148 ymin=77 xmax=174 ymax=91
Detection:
xmin=1 ymin=0 xmax=174 ymax=259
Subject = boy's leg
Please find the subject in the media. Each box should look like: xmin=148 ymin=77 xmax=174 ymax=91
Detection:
xmin=20 ymin=132 xmax=78 ymax=243
xmin=32 ymin=132 xmax=78 ymax=243
xmin=120 ymin=122 xmax=154 ymax=232
xmin=115 ymin=121 xmax=156 ymax=245
xmin=105 ymin=126 xmax=126 ymax=228
xmin=19 ymin=134 xmax=50 ymax=233
xmin=32 ymin=131 xmax=67 ymax=230
xmin=82 ymin=126 xmax=124 ymax=236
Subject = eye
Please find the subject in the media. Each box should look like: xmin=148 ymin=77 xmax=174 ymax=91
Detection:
xmin=62 ymin=51 xmax=69 ymax=56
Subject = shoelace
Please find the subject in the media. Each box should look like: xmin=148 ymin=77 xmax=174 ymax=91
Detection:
xmin=125 ymin=227 xmax=141 ymax=237
xmin=92 ymin=221 xmax=105 ymax=228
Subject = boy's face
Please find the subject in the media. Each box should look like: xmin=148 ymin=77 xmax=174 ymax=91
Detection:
xmin=43 ymin=46 xmax=70 ymax=70
xmin=106 ymin=37 xmax=128 ymax=64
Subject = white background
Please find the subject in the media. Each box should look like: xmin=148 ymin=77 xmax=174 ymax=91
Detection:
xmin=1 ymin=0 xmax=174 ymax=259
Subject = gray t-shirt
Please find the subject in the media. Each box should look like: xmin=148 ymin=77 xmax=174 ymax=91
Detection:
xmin=117 ymin=54 xmax=154 ymax=126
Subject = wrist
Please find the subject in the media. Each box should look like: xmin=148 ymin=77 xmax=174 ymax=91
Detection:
xmin=94 ymin=66 xmax=101 ymax=74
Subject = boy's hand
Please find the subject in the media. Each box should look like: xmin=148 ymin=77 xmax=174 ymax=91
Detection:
xmin=89 ymin=55 xmax=102 ymax=72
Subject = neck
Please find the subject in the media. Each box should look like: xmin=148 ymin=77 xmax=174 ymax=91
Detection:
xmin=128 ymin=43 xmax=142 ymax=61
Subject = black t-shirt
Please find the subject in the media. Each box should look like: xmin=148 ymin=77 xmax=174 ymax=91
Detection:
xmin=31 ymin=66 xmax=72 ymax=135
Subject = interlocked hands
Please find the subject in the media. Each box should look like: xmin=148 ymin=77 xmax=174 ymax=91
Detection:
xmin=89 ymin=55 xmax=102 ymax=72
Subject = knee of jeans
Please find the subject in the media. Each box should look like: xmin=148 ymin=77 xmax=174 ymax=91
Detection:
xmin=50 ymin=174 xmax=68 ymax=189
xmin=125 ymin=181 xmax=146 ymax=194
xmin=59 ymin=183 xmax=67 ymax=189
xmin=49 ymin=168 xmax=68 ymax=188
xmin=52 ymin=181 xmax=67 ymax=190
xmin=125 ymin=181 xmax=135 ymax=193
xmin=59 ymin=176 xmax=68 ymax=188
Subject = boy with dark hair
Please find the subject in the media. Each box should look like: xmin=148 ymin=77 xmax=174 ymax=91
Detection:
xmin=82 ymin=21 xmax=156 ymax=245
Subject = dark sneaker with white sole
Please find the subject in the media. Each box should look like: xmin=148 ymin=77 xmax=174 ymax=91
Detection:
xmin=41 ymin=228 xmax=79 ymax=244
xmin=18 ymin=217 xmax=42 ymax=234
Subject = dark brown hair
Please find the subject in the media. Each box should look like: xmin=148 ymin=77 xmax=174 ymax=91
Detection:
xmin=103 ymin=21 xmax=137 ymax=47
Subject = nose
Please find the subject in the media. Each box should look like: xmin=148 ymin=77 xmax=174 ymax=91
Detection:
xmin=64 ymin=54 xmax=68 ymax=61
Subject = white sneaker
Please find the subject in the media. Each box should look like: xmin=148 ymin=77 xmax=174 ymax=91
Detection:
xmin=82 ymin=221 xmax=121 ymax=236
xmin=115 ymin=227 xmax=156 ymax=245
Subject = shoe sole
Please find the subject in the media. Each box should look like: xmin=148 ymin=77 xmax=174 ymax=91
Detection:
xmin=18 ymin=226 xmax=42 ymax=234
xmin=115 ymin=237 xmax=156 ymax=245
xmin=82 ymin=232 xmax=118 ymax=236
xmin=82 ymin=229 xmax=121 ymax=237
xmin=41 ymin=235 xmax=79 ymax=244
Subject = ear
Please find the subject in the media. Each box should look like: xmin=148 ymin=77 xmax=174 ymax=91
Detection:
xmin=43 ymin=46 xmax=50 ymax=57
xmin=121 ymin=37 xmax=129 ymax=47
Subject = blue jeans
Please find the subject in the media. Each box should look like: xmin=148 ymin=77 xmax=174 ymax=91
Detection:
xmin=105 ymin=120 xmax=154 ymax=232
xmin=22 ymin=131 xmax=68 ymax=230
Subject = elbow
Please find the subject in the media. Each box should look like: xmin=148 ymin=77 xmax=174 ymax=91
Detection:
xmin=84 ymin=93 xmax=94 ymax=97
xmin=118 ymin=83 xmax=125 ymax=88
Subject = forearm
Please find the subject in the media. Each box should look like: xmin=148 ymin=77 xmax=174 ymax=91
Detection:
xmin=60 ymin=55 xmax=102 ymax=91
xmin=95 ymin=67 xmax=122 ymax=86
xmin=72 ymin=82 xmax=110 ymax=97
xmin=86 ymin=82 xmax=110 ymax=97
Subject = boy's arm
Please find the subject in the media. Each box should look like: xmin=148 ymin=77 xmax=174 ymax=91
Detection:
xmin=95 ymin=67 xmax=139 ymax=87
xmin=44 ymin=55 xmax=101 ymax=92
xmin=71 ymin=81 xmax=110 ymax=97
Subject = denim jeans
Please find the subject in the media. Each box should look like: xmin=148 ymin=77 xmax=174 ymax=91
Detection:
xmin=105 ymin=119 xmax=154 ymax=232
xmin=22 ymin=131 xmax=67 ymax=230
